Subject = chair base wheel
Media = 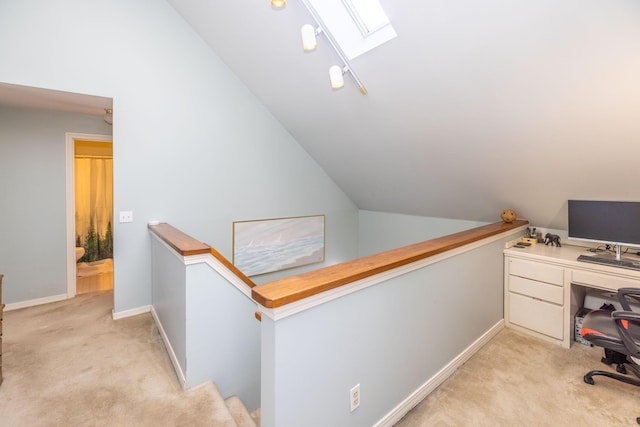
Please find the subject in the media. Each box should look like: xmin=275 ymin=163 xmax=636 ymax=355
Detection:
xmin=583 ymin=369 xmax=640 ymax=387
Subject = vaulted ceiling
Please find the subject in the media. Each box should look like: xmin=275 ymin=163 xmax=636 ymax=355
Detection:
xmin=166 ymin=0 xmax=640 ymax=230
xmin=3 ymin=2 xmax=639 ymax=231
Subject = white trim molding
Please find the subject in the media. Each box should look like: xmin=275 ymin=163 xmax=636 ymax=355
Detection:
xmin=112 ymin=305 xmax=151 ymax=320
xmin=374 ymin=320 xmax=505 ymax=427
xmin=4 ymin=293 xmax=68 ymax=311
xmin=150 ymin=233 xmax=253 ymax=299
xmin=185 ymin=253 xmax=253 ymax=299
xmin=150 ymin=306 xmax=186 ymax=388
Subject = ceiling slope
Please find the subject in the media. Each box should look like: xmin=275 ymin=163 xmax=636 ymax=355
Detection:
xmin=0 ymin=82 xmax=111 ymax=115
xmin=168 ymin=0 xmax=640 ymax=230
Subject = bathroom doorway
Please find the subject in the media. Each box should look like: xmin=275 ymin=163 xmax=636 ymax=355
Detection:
xmin=65 ymin=133 xmax=113 ymax=296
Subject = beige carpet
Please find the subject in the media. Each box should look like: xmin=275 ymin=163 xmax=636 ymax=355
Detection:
xmin=3 ymin=291 xmax=639 ymax=426
xmin=395 ymin=327 xmax=640 ymax=426
xmin=0 ymin=291 xmax=243 ymax=426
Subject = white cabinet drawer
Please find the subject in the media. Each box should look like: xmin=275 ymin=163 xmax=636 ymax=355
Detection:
xmin=508 ymin=292 xmax=564 ymax=340
xmin=509 ymin=275 xmax=563 ymax=305
xmin=509 ymin=258 xmax=564 ymax=286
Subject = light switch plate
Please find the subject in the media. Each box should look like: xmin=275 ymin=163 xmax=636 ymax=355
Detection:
xmin=119 ymin=211 xmax=133 ymax=223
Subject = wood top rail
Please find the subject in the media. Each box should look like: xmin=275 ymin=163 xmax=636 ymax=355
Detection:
xmin=252 ymin=219 xmax=529 ymax=309
xmin=148 ymin=220 xmax=528 ymax=310
xmin=148 ymin=223 xmax=255 ymax=289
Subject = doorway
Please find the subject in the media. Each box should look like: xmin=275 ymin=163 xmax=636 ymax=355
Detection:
xmin=74 ymin=139 xmax=113 ymax=294
xmin=65 ymin=133 xmax=113 ymax=297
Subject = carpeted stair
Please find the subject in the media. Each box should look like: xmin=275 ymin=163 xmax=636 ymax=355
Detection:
xmin=225 ymin=394 xmax=261 ymax=427
xmin=0 ymin=291 xmax=262 ymax=426
xmin=197 ymin=381 xmax=260 ymax=427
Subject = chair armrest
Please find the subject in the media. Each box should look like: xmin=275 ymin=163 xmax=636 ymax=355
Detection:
xmin=612 ymin=310 xmax=640 ymax=357
xmin=617 ymin=287 xmax=640 ymax=311
xmin=611 ymin=311 xmax=640 ymax=322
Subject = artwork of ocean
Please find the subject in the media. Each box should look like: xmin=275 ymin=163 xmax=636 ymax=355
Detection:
xmin=234 ymin=216 xmax=325 ymax=277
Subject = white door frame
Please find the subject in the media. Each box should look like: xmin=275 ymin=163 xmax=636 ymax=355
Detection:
xmin=65 ymin=132 xmax=113 ymax=298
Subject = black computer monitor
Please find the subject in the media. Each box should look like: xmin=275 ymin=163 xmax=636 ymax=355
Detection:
xmin=568 ymin=200 xmax=640 ymax=248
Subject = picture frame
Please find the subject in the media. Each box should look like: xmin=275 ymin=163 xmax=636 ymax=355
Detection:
xmin=233 ymin=215 xmax=325 ymax=277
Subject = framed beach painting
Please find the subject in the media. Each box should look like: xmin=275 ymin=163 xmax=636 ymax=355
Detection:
xmin=233 ymin=215 xmax=325 ymax=277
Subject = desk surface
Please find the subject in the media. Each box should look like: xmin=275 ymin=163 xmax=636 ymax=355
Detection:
xmin=504 ymin=243 xmax=640 ymax=280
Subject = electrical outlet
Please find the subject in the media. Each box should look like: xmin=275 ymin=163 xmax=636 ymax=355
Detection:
xmin=119 ymin=211 xmax=133 ymax=223
xmin=350 ymin=384 xmax=360 ymax=412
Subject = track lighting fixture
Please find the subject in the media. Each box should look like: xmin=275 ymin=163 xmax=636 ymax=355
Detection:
xmin=301 ymin=24 xmax=320 ymax=51
xmin=271 ymin=0 xmax=367 ymax=94
xmin=329 ymin=65 xmax=345 ymax=89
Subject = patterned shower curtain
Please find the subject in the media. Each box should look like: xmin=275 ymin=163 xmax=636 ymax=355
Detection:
xmin=75 ymin=156 xmax=113 ymax=262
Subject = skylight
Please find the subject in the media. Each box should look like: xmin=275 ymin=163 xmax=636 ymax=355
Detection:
xmin=305 ymin=0 xmax=396 ymax=60
xmin=342 ymin=0 xmax=391 ymax=36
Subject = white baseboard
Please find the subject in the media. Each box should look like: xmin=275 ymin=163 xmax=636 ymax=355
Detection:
xmin=112 ymin=305 xmax=151 ymax=320
xmin=150 ymin=306 xmax=186 ymax=389
xmin=374 ymin=320 xmax=505 ymax=427
xmin=4 ymin=293 xmax=68 ymax=311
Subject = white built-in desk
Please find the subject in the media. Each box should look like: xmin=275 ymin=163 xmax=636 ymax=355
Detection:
xmin=504 ymin=243 xmax=640 ymax=348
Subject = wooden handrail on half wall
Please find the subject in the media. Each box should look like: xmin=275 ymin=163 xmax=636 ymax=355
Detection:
xmin=252 ymin=219 xmax=529 ymax=309
xmin=148 ymin=223 xmax=255 ymax=289
xmin=149 ymin=220 xmax=528 ymax=312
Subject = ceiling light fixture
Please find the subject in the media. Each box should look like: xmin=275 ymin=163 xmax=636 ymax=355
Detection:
xmin=271 ymin=0 xmax=286 ymax=8
xmin=273 ymin=0 xmax=367 ymax=94
xmin=103 ymin=108 xmax=113 ymax=125
xmin=329 ymin=65 xmax=346 ymax=89
xmin=303 ymin=0 xmax=367 ymax=94
xmin=301 ymin=24 xmax=320 ymax=51
xmin=318 ymin=36 xmax=366 ymax=94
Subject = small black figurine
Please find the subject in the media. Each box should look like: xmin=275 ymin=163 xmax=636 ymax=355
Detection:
xmin=544 ymin=233 xmax=561 ymax=247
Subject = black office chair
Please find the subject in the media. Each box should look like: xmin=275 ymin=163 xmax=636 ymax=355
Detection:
xmin=580 ymin=287 xmax=640 ymax=425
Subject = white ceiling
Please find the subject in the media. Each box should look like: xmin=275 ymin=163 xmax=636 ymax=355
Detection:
xmin=0 ymin=82 xmax=111 ymax=116
xmin=3 ymin=1 xmax=640 ymax=231
xmin=165 ymin=0 xmax=640 ymax=230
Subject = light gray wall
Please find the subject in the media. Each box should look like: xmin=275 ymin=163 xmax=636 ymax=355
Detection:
xmin=0 ymin=107 xmax=112 ymax=304
xmin=185 ymin=262 xmax=260 ymax=410
xmin=260 ymin=233 xmax=516 ymax=427
xmin=0 ymin=0 xmax=359 ymax=313
xmin=150 ymin=236 xmax=260 ymax=409
xmin=150 ymin=237 xmax=187 ymax=374
xmin=358 ymin=210 xmax=487 ymax=257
